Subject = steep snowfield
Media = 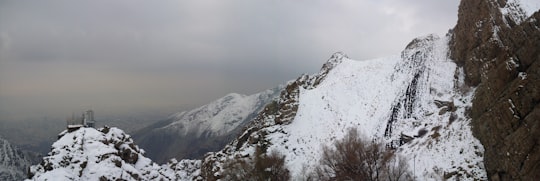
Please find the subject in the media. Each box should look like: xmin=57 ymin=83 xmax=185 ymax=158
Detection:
xmin=268 ymin=35 xmax=485 ymax=180
xmin=204 ymin=35 xmax=486 ymax=180
xmin=27 ymin=127 xmax=201 ymax=180
xmin=164 ymin=87 xmax=281 ymax=138
xmin=266 ymin=55 xmax=400 ymax=175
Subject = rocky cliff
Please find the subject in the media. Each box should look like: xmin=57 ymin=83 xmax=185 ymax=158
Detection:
xmin=450 ymin=0 xmax=540 ymax=180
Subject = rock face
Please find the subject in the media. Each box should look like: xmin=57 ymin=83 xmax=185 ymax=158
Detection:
xmin=450 ymin=0 xmax=540 ymax=180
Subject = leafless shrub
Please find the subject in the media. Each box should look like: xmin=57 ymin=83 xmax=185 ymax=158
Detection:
xmin=315 ymin=128 xmax=413 ymax=181
xmin=385 ymin=155 xmax=412 ymax=181
xmin=222 ymin=146 xmax=290 ymax=181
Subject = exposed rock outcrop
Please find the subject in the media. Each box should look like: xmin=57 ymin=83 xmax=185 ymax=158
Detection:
xmin=450 ymin=0 xmax=540 ymax=180
xmin=28 ymin=127 xmax=201 ymax=180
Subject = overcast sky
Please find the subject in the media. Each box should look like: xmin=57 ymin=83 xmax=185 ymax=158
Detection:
xmin=0 ymin=0 xmax=459 ymax=121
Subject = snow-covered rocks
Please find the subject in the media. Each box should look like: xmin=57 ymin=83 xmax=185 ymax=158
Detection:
xmin=27 ymin=127 xmax=200 ymax=181
xmin=0 ymin=136 xmax=34 ymax=180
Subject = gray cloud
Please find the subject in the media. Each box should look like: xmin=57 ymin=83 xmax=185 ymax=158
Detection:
xmin=0 ymin=0 xmax=459 ymax=121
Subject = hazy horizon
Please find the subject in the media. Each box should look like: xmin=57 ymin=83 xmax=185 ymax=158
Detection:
xmin=0 ymin=0 xmax=459 ymax=121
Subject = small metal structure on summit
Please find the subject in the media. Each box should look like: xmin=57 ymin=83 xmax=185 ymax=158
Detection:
xmin=66 ymin=110 xmax=96 ymax=131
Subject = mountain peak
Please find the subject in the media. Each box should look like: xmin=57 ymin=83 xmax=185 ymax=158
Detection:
xmin=132 ymin=87 xmax=282 ymax=163
xmin=201 ymin=35 xmax=487 ymax=180
xmin=28 ymin=127 xmax=201 ymax=180
xmin=320 ymin=52 xmax=348 ymax=74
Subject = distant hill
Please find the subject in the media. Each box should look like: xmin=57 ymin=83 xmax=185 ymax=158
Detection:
xmin=132 ymin=86 xmax=281 ymax=163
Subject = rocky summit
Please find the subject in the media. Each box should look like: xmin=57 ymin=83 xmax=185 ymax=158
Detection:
xmin=27 ymin=127 xmax=201 ymax=180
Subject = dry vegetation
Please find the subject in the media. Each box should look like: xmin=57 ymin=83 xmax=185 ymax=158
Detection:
xmin=219 ymin=128 xmax=413 ymax=181
xmin=221 ymin=146 xmax=290 ymax=181
xmin=314 ymin=128 xmax=412 ymax=181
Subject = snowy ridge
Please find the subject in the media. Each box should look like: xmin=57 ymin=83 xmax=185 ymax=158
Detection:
xmin=201 ymin=35 xmax=486 ymax=180
xmin=163 ymin=87 xmax=282 ymax=138
xmin=131 ymin=86 xmax=281 ymax=163
xmin=499 ymin=0 xmax=540 ymax=25
xmin=0 ymin=136 xmax=33 ymax=180
xmin=27 ymin=127 xmax=201 ymax=181
xmin=200 ymin=52 xmax=349 ymax=180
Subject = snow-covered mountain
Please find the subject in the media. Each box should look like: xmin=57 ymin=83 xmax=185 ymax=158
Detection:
xmin=197 ymin=0 xmax=540 ymax=180
xmin=27 ymin=127 xmax=201 ymax=180
xmin=27 ymin=0 xmax=540 ymax=180
xmin=201 ymin=35 xmax=486 ymax=180
xmin=165 ymin=88 xmax=282 ymax=138
xmin=133 ymin=87 xmax=281 ymax=163
xmin=0 ymin=136 xmax=35 ymax=180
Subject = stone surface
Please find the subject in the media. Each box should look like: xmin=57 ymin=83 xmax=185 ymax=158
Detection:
xmin=450 ymin=0 xmax=540 ymax=180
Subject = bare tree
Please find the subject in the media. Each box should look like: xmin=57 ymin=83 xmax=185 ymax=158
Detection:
xmin=222 ymin=146 xmax=290 ymax=181
xmin=221 ymin=157 xmax=253 ymax=180
xmin=316 ymin=128 xmax=412 ymax=181
xmin=385 ymin=154 xmax=412 ymax=181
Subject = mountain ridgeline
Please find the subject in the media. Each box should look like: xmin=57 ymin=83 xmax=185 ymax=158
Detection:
xmin=132 ymin=87 xmax=281 ymax=163
xmin=201 ymin=34 xmax=486 ymax=180
xmin=25 ymin=0 xmax=539 ymax=180
xmin=0 ymin=136 xmax=38 ymax=180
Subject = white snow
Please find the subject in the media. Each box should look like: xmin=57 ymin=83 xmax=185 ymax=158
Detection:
xmin=518 ymin=72 xmax=528 ymax=80
xmin=500 ymin=0 xmax=540 ymax=25
xmin=30 ymin=34 xmax=488 ymax=180
xmin=0 ymin=136 xmax=32 ymax=180
xmin=27 ymin=127 xmax=201 ymax=181
xmin=164 ymin=88 xmax=280 ymax=137
xmin=265 ymin=56 xmax=400 ymax=176
xmin=253 ymin=35 xmax=487 ymax=180
xmin=506 ymin=57 xmax=520 ymax=70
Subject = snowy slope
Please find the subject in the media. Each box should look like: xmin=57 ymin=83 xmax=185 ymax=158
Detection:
xmin=164 ymin=87 xmax=281 ymax=138
xmin=27 ymin=127 xmax=201 ymax=181
xmin=202 ymin=35 xmax=486 ymax=180
xmin=0 ymin=136 xmax=34 ymax=180
xmin=133 ymin=87 xmax=281 ymax=163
